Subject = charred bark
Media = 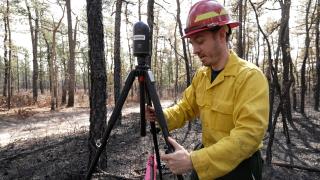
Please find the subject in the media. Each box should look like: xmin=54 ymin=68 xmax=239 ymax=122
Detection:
xmin=87 ymin=0 xmax=107 ymax=169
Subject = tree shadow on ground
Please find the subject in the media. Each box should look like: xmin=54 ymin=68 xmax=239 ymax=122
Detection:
xmin=261 ymin=112 xmax=320 ymax=180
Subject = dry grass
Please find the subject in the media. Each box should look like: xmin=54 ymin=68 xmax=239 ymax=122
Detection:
xmin=14 ymin=108 xmax=36 ymax=119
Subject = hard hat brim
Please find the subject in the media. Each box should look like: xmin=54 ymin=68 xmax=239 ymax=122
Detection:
xmin=182 ymin=21 xmax=240 ymax=38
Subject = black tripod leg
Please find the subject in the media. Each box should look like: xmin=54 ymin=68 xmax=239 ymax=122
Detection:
xmin=144 ymin=70 xmax=172 ymax=149
xmin=86 ymin=70 xmax=137 ymax=180
xmin=144 ymin=70 xmax=184 ymax=180
xmin=145 ymin=88 xmax=163 ymax=180
xmin=150 ymin=121 xmax=163 ymax=179
xmin=139 ymin=76 xmax=146 ymax=136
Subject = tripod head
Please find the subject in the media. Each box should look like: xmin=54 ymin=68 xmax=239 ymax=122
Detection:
xmin=133 ymin=21 xmax=150 ymax=66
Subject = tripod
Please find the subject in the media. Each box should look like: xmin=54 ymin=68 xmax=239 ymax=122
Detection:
xmin=86 ymin=22 xmax=183 ymax=180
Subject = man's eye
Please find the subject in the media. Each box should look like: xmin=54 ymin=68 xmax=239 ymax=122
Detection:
xmin=196 ymin=39 xmax=204 ymax=44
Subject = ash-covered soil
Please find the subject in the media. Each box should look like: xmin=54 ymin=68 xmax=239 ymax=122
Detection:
xmin=0 ymin=104 xmax=319 ymax=180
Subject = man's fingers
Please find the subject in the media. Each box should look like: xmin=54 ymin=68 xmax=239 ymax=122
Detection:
xmin=167 ymin=137 xmax=183 ymax=150
xmin=145 ymin=105 xmax=157 ymax=122
xmin=161 ymin=153 xmax=171 ymax=161
xmin=161 ymin=137 xmax=182 ymax=161
xmin=146 ymin=105 xmax=155 ymax=112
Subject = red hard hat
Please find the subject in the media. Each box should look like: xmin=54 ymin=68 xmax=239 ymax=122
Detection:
xmin=183 ymin=0 xmax=239 ymax=38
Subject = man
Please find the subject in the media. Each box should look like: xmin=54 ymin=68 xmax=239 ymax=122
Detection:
xmin=146 ymin=0 xmax=269 ymax=179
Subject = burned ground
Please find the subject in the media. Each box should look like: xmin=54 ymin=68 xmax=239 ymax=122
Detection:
xmin=0 ymin=103 xmax=319 ymax=180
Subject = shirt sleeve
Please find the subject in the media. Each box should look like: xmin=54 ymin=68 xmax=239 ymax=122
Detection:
xmin=163 ymin=71 xmax=201 ymax=131
xmin=190 ymin=69 xmax=269 ymax=179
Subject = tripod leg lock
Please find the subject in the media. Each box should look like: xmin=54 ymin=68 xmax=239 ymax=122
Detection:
xmin=147 ymin=70 xmax=155 ymax=82
xmin=95 ymin=139 xmax=102 ymax=148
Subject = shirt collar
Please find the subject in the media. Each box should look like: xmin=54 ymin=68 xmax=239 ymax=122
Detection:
xmin=223 ymin=50 xmax=239 ymax=76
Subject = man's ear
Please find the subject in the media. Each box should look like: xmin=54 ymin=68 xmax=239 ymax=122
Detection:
xmin=218 ymin=28 xmax=227 ymax=42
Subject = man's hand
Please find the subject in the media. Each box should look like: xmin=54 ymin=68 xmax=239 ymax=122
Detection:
xmin=145 ymin=105 xmax=157 ymax=122
xmin=161 ymin=137 xmax=193 ymax=174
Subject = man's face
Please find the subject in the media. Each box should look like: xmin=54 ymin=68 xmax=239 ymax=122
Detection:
xmin=189 ymin=29 xmax=226 ymax=69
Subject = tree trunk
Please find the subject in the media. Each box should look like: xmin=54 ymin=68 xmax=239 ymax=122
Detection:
xmin=243 ymin=0 xmax=248 ymax=60
xmin=250 ymin=0 xmax=275 ymax=132
xmin=50 ymin=5 xmax=65 ymax=111
xmin=3 ymin=12 xmax=8 ymax=97
xmin=187 ymin=40 xmax=193 ymax=74
xmin=147 ymin=0 xmax=154 ymax=67
xmin=82 ymin=49 xmax=90 ymax=94
xmin=80 ymin=61 xmax=87 ymax=93
xmin=0 ymin=55 xmax=1 ymax=84
xmin=61 ymin=36 xmax=67 ymax=105
xmin=33 ymin=6 xmax=39 ymax=102
xmin=173 ymin=21 xmax=179 ymax=103
xmin=50 ymin=35 xmax=56 ymax=110
xmin=300 ymin=0 xmax=312 ymax=114
xmin=24 ymin=51 xmax=29 ymax=91
xmin=266 ymin=101 xmax=282 ymax=165
xmin=280 ymin=0 xmax=292 ymax=122
xmin=105 ymin=36 xmax=110 ymax=96
xmin=153 ymin=13 xmax=159 ymax=91
xmin=159 ymin=39 xmax=164 ymax=97
xmin=67 ymin=0 xmax=76 ymax=107
xmin=315 ymin=0 xmax=320 ymax=111
xmin=17 ymin=52 xmax=20 ymax=92
xmin=61 ymin=56 xmax=67 ymax=105
xmin=291 ymin=60 xmax=297 ymax=111
xmin=279 ymin=0 xmax=293 ymax=133
xmin=237 ymin=0 xmax=244 ymax=58
xmin=43 ymin=34 xmax=51 ymax=92
xmin=6 ymin=0 xmax=12 ymax=109
xmin=176 ymin=0 xmax=191 ymax=86
xmin=255 ymin=31 xmax=260 ymax=66
xmin=138 ymin=0 xmax=141 ymax=21
xmin=87 ymin=54 xmax=91 ymax=95
xmin=39 ymin=47 xmax=44 ymax=94
xmin=87 ymin=0 xmax=107 ymax=169
xmin=168 ymin=44 xmax=173 ymax=97
xmin=80 ymin=49 xmax=89 ymax=94
xmin=124 ymin=3 xmax=134 ymax=98
xmin=259 ymin=0 xmax=295 ymax=164
xmin=113 ymin=0 xmax=122 ymax=125
xmin=26 ymin=0 xmax=39 ymax=103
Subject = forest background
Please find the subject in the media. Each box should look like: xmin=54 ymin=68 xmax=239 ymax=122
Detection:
xmin=0 ymin=0 xmax=319 ymax=179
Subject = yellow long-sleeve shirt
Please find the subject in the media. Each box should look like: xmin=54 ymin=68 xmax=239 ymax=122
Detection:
xmin=163 ymin=50 xmax=269 ymax=179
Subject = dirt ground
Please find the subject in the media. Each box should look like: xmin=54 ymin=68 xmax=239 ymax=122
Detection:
xmin=0 ymin=100 xmax=319 ymax=180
